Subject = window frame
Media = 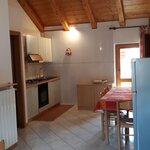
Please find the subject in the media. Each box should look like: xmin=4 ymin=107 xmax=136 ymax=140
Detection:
xmin=115 ymin=43 xmax=140 ymax=87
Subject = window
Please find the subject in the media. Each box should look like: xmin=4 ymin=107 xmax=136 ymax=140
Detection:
xmin=116 ymin=43 xmax=140 ymax=87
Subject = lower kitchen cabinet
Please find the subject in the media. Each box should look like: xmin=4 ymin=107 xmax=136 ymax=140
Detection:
xmin=26 ymin=79 xmax=61 ymax=120
xmin=77 ymin=85 xmax=94 ymax=110
xmin=48 ymin=80 xmax=61 ymax=107
xmin=26 ymin=86 xmax=38 ymax=119
xmin=77 ymin=82 xmax=112 ymax=110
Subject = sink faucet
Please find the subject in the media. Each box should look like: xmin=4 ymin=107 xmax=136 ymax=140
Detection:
xmin=39 ymin=67 xmax=44 ymax=78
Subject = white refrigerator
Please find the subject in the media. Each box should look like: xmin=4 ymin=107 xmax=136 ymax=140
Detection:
xmin=132 ymin=58 xmax=150 ymax=150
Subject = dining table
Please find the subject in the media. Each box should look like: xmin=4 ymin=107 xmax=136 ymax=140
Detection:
xmin=95 ymin=87 xmax=132 ymax=144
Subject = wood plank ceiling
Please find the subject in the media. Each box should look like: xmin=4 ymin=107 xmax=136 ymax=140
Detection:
xmin=17 ymin=0 xmax=149 ymax=32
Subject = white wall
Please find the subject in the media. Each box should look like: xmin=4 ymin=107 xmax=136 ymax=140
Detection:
xmin=113 ymin=18 xmax=149 ymax=44
xmin=0 ymin=0 xmax=12 ymax=83
xmin=8 ymin=0 xmax=41 ymax=123
xmin=0 ymin=0 xmax=17 ymax=148
xmin=8 ymin=0 xmax=40 ymax=36
xmin=44 ymin=22 xmax=116 ymax=104
xmin=113 ymin=18 xmax=149 ymax=84
xmin=7 ymin=0 xmax=150 ymax=106
xmin=8 ymin=0 xmax=42 ymax=79
xmin=44 ymin=18 xmax=148 ymax=104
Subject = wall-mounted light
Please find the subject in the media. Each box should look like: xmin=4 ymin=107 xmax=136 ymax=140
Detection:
xmin=99 ymin=47 xmax=102 ymax=51
xmin=69 ymin=26 xmax=76 ymax=32
xmin=99 ymin=41 xmax=103 ymax=52
xmin=67 ymin=26 xmax=80 ymax=41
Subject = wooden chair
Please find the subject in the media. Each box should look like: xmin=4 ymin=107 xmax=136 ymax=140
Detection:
xmin=116 ymin=100 xmax=133 ymax=150
xmin=0 ymin=140 xmax=5 ymax=150
xmin=99 ymin=87 xmax=117 ymax=142
xmin=99 ymin=87 xmax=109 ymax=139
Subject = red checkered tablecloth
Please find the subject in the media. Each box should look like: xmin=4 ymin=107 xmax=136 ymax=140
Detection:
xmin=95 ymin=87 xmax=132 ymax=111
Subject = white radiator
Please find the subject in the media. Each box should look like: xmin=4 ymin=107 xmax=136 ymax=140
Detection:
xmin=0 ymin=88 xmax=17 ymax=149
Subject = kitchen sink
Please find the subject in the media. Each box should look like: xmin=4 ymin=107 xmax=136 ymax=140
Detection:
xmin=37 ymin=76 xmax=57 ymax=81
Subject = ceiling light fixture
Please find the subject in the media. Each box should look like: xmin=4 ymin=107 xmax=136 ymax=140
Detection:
xmin=67 ymin=26 xmax=80 ymax=41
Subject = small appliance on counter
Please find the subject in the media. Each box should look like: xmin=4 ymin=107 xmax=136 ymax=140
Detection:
xmin=92 ymin=79 xmax=108 ymax=84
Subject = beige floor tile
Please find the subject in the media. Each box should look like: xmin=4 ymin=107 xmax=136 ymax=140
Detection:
xmin=13 ymin=105 xmax=133 ymax=150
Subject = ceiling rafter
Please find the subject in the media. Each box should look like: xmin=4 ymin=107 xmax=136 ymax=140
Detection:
xmin=49 ymin=0 xmax=70 ymax=31
xmin=81 ymin=0 xmax=97 ymax=29
xmin=149 ymin=0 xmax=150 ymax=24
xmin=17 ymin=0 xmax=44 ymax=32
xmin=116 ymin=0 xmax=125 ymax=26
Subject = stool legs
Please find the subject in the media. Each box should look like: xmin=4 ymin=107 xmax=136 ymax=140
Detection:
xmin=101 ymin=112 xmax=105 ymax=140
xmin=104 ymin=110 xmax=109 ymax=144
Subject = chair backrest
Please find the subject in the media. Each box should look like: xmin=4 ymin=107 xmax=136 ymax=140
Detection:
xmin=117 ymin=100 xmax=132 ymax=111
xmin=100 ymin=86 xmax=110 ymax=97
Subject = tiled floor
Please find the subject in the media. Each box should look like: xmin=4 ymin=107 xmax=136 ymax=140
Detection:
xmin=13 ymin=106 xmax=134 ymax=150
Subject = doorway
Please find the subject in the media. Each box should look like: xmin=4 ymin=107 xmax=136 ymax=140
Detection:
xmin=115 ymin=43 xmax=140 ymax=87
xmin=10 ymin=31 xmax=26 ymax=128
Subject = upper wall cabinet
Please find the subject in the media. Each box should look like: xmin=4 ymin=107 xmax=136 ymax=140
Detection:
xmin=26 ymin=35 xmax=52 ymax=62
xmin=39 ymin=37 xmax=52 ymax=62
xmin=26 ymin=35 xmax=39 ymax=54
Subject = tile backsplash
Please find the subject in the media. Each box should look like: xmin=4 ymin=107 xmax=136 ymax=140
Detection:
xmin=25 ymin=63 xmax=47 ymax=80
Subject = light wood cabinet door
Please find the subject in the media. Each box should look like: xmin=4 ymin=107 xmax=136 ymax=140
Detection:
xmin=26 ymin=87 xmax=38 ymax=119
xmin=26 ymin=35 xmax=39 ymax=54
xmin=77 ymin=83 xmax=112 ymax=110
xmin=77 ymin=85 xmax=94 ymax=110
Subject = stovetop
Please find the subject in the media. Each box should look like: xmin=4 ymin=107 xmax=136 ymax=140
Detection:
xmin=26 ymin=76 xmax=57 ymax=84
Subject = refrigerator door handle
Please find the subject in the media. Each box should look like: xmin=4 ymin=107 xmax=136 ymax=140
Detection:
xmin=131 ymin=60 xmax=137 ymax=92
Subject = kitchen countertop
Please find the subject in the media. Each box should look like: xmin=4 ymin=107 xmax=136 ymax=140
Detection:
xmin=77 ymin=80 xmax=112 ymax=86
xmin=0 ymin=82 xmax=17 ymax=90
xmin=26 ymin=76 xmax=60 ymax=88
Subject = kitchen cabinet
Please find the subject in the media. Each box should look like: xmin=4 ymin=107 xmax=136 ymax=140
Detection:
xmin=77 ymin=85 xmax=94 ymax=110
xmin=26 ymin=35 xmax=39 ymax=54
xmin=26 ymin=35 xmax=52 ymax=62
xmin=39 ymin=37 xmax=52 ymax=62
xmin=77 ymin=82 xmax=112 ymax=110
xmin=26 ymin=86 xmax=38 ymax=119
xmin=48 ymin=80 xmax=61 ymax=107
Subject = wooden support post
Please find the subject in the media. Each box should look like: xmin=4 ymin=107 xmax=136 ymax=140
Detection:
xmin=0 ymin=140 xmax=5 ymax=150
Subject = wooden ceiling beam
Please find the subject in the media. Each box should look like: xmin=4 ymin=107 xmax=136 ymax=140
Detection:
xmin=49 ymin=0 xmax=70 ymax=31
xmin=116 ymin=0 xmax=125 ymax=26
xmin=149 ymin=0 xmax=150 ymax=25
xmin=81 ymin=0 xmax=97 ymax=29
xmin=17 ymin=0 xmax=44 ymax=32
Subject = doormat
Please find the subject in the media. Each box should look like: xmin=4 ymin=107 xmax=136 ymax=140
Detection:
xmin=33 ymin=104 xmax=73 ymax=121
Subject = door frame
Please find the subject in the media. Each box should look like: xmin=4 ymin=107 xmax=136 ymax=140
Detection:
xmin=10 ymin=31 xmax=26 ymax=128
xmin=115 ymin=43 xmax=139 ymax=87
